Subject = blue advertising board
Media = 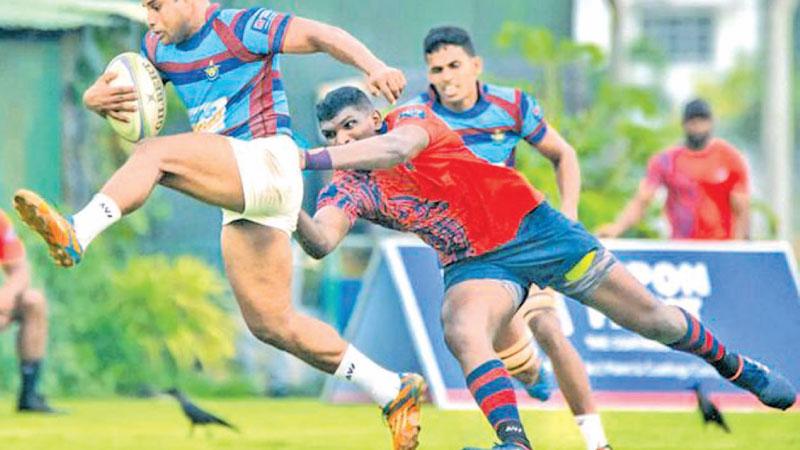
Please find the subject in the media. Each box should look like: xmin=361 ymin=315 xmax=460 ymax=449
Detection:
xmin=323 ymin=239 xmax=799 ymax=410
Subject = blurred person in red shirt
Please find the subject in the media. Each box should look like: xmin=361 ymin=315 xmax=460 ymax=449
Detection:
xmin=598 ymin=99 xmax=750 ymax=240
xmin=0 ymin=209 xmax=56 ymax=412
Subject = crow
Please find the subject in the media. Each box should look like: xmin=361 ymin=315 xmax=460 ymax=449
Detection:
xmin=164 ymin=388 xmax=239 ymax=435
xmin=691 ymin=382 xmax=730 ymax=433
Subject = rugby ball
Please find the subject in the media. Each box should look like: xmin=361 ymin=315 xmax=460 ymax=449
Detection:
xmin=104 ymin=52 xmax=166 ymax=142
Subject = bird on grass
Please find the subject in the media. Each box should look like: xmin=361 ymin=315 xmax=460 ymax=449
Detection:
xmin=691 ymin=382 xmax=730 ymax=433
xmin=164 ymin=387 xmax=239 ymax=436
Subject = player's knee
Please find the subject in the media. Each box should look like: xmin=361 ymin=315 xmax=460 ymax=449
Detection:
xmin=131 ymin=138 xmax=163 ymax=164
xmin=19 ymin=289 xmax=47 ymax=317
xmin=442 ymin=314 xmax=478 ymax=357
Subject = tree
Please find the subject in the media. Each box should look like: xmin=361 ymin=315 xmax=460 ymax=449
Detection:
xmin=495 ymin=24 xmax=679 ymax=233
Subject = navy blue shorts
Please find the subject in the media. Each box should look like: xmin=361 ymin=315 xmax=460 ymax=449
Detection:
xmin=443 ymin=202 xmax=616 ymax=303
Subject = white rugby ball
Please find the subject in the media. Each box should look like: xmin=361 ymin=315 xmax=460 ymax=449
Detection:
xmin=104 ymin=52 xmax=166 ymax=142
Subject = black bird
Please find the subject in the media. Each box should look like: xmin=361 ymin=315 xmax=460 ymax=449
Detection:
xmin=164 ymin=388 xmax=239 ymax=435
xmin=691 ymin=382 xmax=730 ymax=433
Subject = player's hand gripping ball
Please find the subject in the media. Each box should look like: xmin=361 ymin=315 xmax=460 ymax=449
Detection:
xmin=104 ymin=52 xmax=167 ymax=142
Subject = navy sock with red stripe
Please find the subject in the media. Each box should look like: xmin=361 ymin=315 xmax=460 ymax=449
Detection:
xmin=669 ymin=308 xmax=741 ymax=379
xmin=466 ymin=359 xmax=531 ymax=449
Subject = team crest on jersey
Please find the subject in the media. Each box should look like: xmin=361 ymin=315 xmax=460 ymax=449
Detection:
xmin=491 ymin=129 xmax=506 ymax=143
xmin=399 ymin=108 xmax=426 ymax=119
xmin=189 ymin=97 xmax=227 ymax=133
xmin=204 ymin=60 xmax=220 ymax=81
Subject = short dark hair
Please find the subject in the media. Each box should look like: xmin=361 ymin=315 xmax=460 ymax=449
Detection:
xmin=423 ymin=26 xmax=475 ymax=56
xmin=316 ymin=86 xmax=374 ymax=123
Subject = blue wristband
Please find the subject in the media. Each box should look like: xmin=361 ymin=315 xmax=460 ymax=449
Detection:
xmin=305 ymin=148 xmax=333 ymax=170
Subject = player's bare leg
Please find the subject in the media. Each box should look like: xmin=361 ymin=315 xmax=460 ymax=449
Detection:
xmin=494 ymin=314 xmax=546 ymax=389
xmin=14 ymin=133 xmax=245 ymax=266
xmin=586 ymin=263 xmax=796 ymax=410
xmin=443 ymin=280 xmax=533 ymax=450
xmin=526 ymin=309 xmax=609 ymax=450
xmin=15 ymin=289 xmax=47 ymax=363
xmin=0 ymin=289 xmax=54 ymax=412
xmin=222 ymin=222 xmax=347 ymax=371
xmin=495 ymin=291 xmax=610 ymax=450
xmin=15 ymin=132 xmax=424 ymax=447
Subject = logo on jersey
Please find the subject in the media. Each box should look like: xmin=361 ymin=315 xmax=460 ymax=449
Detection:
xmin=204 ymin=59 xmax=220 ymax=81
xmin=491 ymin=129 xmax=506 ymax=143
xmin=398 ymin=108 xmax=426 ymax=120
xmin=252 ymin=10 xmax=276 ymax=33
xmin=189 ymin=97 xmax=227 ymax=133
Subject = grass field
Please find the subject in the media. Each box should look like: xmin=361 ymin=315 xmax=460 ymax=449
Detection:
xmin=0 ymin=398 xmax=798 ymax=449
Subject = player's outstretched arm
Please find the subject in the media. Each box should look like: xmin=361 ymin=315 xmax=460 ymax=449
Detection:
xmin=302 ymin=125 xmax=429 ymax=171
xmin=82 ymin=72 xmax=138 ymax=122
xmin=534 ymin=127 xmax=581 ymax=221
xmin=281 ymin=17 xmax=406 ymax=103
xmin=730 ymin=190 xmax=751 ymax=240
xmin=295 ymin=208 xmax=352 ymax=259
xmin=596 ymin=180 xmax=657 ymax=238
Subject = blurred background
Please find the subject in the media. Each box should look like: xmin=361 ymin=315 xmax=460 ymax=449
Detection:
xmin=0 ymin=0 xmax=798 ymax=402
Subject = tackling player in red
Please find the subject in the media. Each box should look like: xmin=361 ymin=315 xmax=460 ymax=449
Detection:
xmin=297 ymin=86 xmax=796 ymax=450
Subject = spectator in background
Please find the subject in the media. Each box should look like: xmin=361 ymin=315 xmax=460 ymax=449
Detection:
xmin=0 ymin=209 xmax=56 ymax=412
xmin=598 ymin=99 xmax=750 ymax=240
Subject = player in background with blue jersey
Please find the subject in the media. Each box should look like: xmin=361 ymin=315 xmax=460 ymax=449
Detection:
xmin=405 ymin=26 xmax=608 ymax=450
xmin=14 ymin=2 xmax=423 ymax=448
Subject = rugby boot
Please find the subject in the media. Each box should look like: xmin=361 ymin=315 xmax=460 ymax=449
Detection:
xmin=13 ymin=189 xmax=83 ymax=267
xmin=523 ymin=365 xmax=552 ymax=402
xmin=383 ymin=372 xmax=427 ymax=450
xmin=727 ymin=354 xmax=796 ymax=410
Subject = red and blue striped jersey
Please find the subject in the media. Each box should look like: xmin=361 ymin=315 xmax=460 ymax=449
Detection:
xmin=317 ymin=105 xmax=544 ymax=266
xmin=141 ymin=3 xmax=292 ymax=139
xmin=405 ymin=82 xmax=547 ymax=167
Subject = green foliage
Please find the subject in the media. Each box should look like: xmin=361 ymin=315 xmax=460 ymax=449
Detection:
xmin=495 ymin=24 xmax=680 ymax=233
xmin=0 ymin=24 xmax=241 ymax=396
xmin=104 ymin=255 xmax=236 ymax=392
xmin=0 ymin=225 xmax=240 ymax=395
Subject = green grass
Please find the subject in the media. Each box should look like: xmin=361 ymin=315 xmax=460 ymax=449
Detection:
xmin=0 ymin=398 xmax=798 ymax=449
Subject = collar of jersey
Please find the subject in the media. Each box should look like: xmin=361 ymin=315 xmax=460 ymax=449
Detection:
xmin=176 ymin=2 xmax=221 ymax=51
xmin=428 ymin=82 xmax=491 ymax=119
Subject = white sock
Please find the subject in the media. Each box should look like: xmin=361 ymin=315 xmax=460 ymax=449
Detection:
xmin=71 ymin=193 xmax=122 ymax=249
xmin=334 ymin=345 xmax=402 ymax=407
xmin=576 ymin=414 xmax=609 ymax=450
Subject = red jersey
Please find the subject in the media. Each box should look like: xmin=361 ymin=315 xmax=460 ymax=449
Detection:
xmin=0 ymin=209 xmax=25 ymax=265
xmin=645 ymin=138 xmax=749 ymax=239
xmin=317 ymin=105 xmax=545 ymax=265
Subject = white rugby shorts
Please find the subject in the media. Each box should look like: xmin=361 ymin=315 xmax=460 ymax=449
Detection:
xmin=221 ymin=134 xmax=303 ymax=235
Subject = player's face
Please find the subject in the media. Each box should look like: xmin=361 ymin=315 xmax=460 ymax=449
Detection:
xmin=683 ymin=117 xmax=713 ymax=149
xmin=143 ymin=0 xmax=196 ymax=44
xmin=319 ymin=106 xmax=382 ymax=146
xmin=425 ymin=45 xmax=483 ymax=110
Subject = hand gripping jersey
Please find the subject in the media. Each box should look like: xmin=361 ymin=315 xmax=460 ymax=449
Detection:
xmin=141 ymin=3 xmax=293 ymax=139
xmin=404 ymin=82 xmax=547 ymax=167
xmin=318 ymin=105 xmax=545 ymax=266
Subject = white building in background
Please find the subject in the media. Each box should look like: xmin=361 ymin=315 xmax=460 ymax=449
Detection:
xmin=573 ymin=0 xmax=761 ymax=103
